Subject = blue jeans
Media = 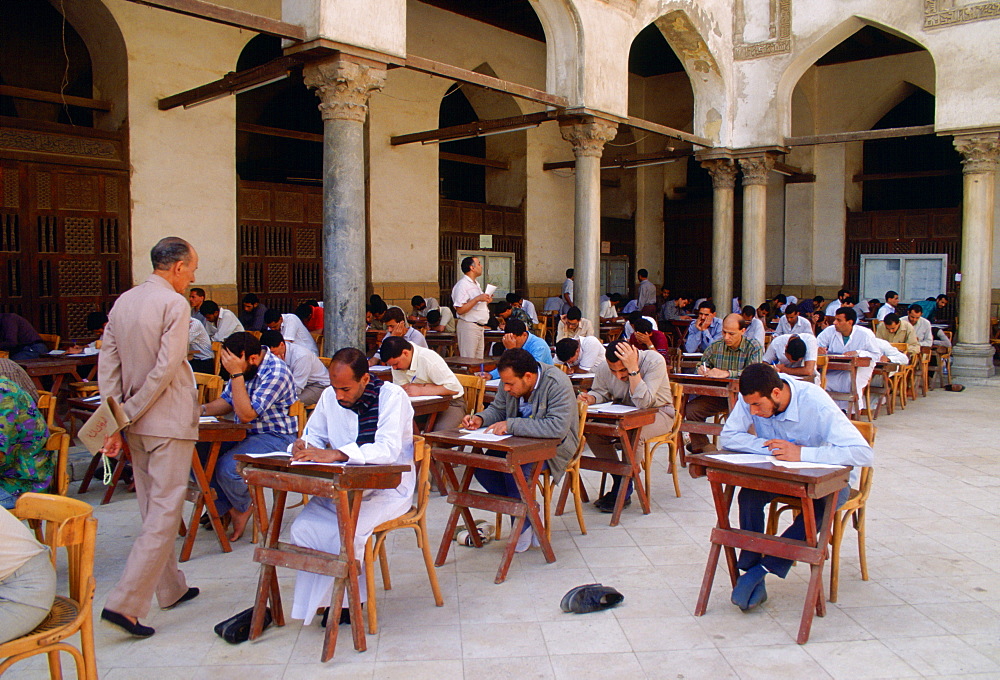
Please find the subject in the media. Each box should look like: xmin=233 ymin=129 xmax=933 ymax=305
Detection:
xmin=0 ymin=488 xmax=18 ymax=510
xmin=736 ymin=485 xmax=850 ymax=577
xmin=11 ymin=342 xmax=49 ymax=361
xmin=473 ymin=452 xmax=546 ymax=535
xmin=198 ymin=431 xmax=296 ymax=515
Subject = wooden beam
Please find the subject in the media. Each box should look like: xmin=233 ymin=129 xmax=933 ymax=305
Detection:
xmin=773 ymin=161 xmax=816 ymax=183
xmin=237 ymin=122 xmax=322 ymax=143
xmin=439 ymin=152 xmax=510 ymax=170
xmin=123 ymin=0 xmax=306 ymax=40
xmin=625 ymin=116 xmax=713 ymax=148
xmin=543 ymin=148 xmax=689 ymax=171
xmin=786 ymin=124 xmax=935 ymax=147
xmin=390 ymin=110 xmax=559 ymax=146
xmin=852 ymin=168 xmax=959 ymax=182
xmin=403 ymin=55 xmax=568 ymax=109
xmin=159 ymin=55 xmax=300 ymax=110
xmin=0 ymin=85 xmax=112 ymax=112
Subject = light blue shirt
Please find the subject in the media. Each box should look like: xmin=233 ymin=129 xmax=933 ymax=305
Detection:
xmin=684 ymin=317 xmax=723 ymax=353
xmin=490 ymin=333 xmax=553 ymax=378
xmin=719 ymin=375 xmax=873 ymax=486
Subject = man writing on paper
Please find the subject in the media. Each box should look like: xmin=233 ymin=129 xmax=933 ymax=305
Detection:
xmin=287 ymin=347 xmax=415 ymax=627
xmin=98 ymin=236 xmax=201 ymax=638
xmin=578 ymin=341 xmax=674 ymax=513
xmin=380 ymin=335 xmax=467 ymax=431
xmin=461 ymin=349 xmax=578 ymax=553
xmin=719 ymin=363 xmax=873 ymax=610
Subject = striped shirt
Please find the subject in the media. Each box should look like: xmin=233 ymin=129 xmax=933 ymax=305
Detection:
xmin=221 ymin=349 xmax=298 ymax=436
xmin=698 ymin=336 xmax=763 ymax=379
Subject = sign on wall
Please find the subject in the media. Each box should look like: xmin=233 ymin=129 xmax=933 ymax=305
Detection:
xmin=860 ymin=254 xmax=948 ymax=304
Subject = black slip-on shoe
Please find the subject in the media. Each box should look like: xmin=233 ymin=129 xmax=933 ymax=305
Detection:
xmin=101 ymin=608 xmax=155 ymax=638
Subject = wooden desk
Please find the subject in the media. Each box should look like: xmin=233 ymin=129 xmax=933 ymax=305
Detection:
xmin=668 ymin=319 xmax=692 ymax=345
xmin=484 ymin=329 xmax=505 ymax=344
xmin=444 ymin=356 xmax=498 ymax=374
xmin=823 ymin=355 xmax=872 ymax=420
xmin=409 ymin=395 xmax=453 ymax=432
xmin=424 ymin=429 xmax=559 ymax=584
xmin=365 ymin=329 xmax=386 ymax=355
xmin=687 ymin=452 xmax=850 ymax=644
xmin=425 ymin=332 xmax=457 ymax=357
xmin=15 ymin=356 xmax=84 ymax=394
xmin=671 ymin=373 xmax=740 ymax=451
xmin=236 ymin=455 xmax=409 ymax=662
xmin=599 ymin=323 xmax=624 ymax=343
xmin=578 ymin=407 xmax=658 ymax=526
xmin=179 ymin=420 xmax=250 ymax=562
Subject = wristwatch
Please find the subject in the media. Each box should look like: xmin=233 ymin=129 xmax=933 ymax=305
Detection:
xmin=230 ymin=372 xmax=244 ymax=379
xmin=628 ymin=370 xmax=640 ymax=376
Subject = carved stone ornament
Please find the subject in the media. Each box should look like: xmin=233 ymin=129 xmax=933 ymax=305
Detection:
xmin=925 ymin=0 xmax=1000 ymax=30
xmin=739 ymin=154 xmax=776 ymax=186
xmin=702 ymin=158 xmax=738 ymax=189
xmin=303 ymin=59 xmax=387 ymax=123
xmin=953 ymin=134 xmax=1000 ymax=174
xmin=560 ymin=120 xmax=618 ymax=158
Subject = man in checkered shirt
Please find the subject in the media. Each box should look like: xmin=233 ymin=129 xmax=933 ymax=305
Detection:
xmin=202 ymin=331 xmax=298 ymax=541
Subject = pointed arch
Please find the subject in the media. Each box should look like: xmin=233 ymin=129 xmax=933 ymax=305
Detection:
xmin=531 ymin=0 xmax=583 ymax=103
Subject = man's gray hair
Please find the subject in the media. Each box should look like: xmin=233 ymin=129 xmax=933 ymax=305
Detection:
xmin=150 ymin=237 xmax=192 ymax=270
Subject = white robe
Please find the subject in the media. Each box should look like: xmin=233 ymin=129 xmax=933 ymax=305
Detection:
xmin=816 ymin=325 xmax=882 ymax=408
xmin=289 ymin=381 xmax=415 ymax=625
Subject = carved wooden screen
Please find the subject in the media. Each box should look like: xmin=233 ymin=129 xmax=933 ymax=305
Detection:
xmin=237 ymin=181 xmax=323 ymax=313
xmin=438 ymin=198 xmax=525 ymax=305
xmin=0 ymin=160 xmax=129 ymax=339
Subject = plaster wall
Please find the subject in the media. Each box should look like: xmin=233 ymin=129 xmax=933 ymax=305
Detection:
xmin=811 ymin=143 xmax=848 ymax=287
xmin=765 ymin=172 xmax=785 ymax=285
xmin=104 ymin=0 xmax=252 ymax=288
xmin=526 ymin=122 xmax=577 ymax=288
xmin=283 ymin=0 xmax=406 ymax=58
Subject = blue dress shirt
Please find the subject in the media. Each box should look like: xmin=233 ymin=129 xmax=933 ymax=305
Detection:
xmin=490 ymin=333 xmax=553 ymax=378
xmin=684 ymin=317 xmax=723 ymax=353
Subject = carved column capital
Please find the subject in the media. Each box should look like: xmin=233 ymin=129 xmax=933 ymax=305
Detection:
xmin=702 ymin=158 xmax=738 ymax=189
xmin=560 ymin=119 xmax=618 ymax=158
xmin=303 ymin=58 xmax=386 ymax=123
xmin=953 ymin=133 xmax=1000 ymax=175
xmin=739 ymin=154 xmax=776 ymax=186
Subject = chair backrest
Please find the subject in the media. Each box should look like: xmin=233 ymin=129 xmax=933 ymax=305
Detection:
xmin=45 ymin=431 xmax=72 ymax=495
xmin=456 ymin=373 xmax=485 ymax=416
xmin=193 ymin=372 xmax=224 ymax=404
xmin=211 ymin=341 xmax=223 ymax=375
xmin=36 ymin=390 xmax=58 ymax=428
xmin=412 ymin=435 xmax=431 ymax=513
xmin=572 ymin=399 xmax=589 ymax=459
xmin=849 ymin=419 xmax=876 ymax=446
xmin=816 ymin=353 xmax=829 ymax=389
xmin=0 ymin=350 xmax=8 ymax=358
xmin=14 ymin=493 xmax=97 ymax=604
xmin=669 ymin=381 xmax=685 ymax=434
xmin=311 ymin=332 xmax=324 ymax=356
xmin=289 ymin=400 xmax=307 ymax=437
xmin=318 ymin=355 xmax=333 ymax=368
xmin=247 ymin=330 xmax=262 ymax=339
xmin=38 ymin=333 xmax=61 ymax=351
xmin=848 ymin=420 xmax=876 ymax=500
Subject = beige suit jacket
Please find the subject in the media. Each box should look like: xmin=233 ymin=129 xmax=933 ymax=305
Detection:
xmin=99 ymin=274 xmax=199 ymax=440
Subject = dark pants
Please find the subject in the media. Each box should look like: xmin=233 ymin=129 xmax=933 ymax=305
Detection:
xmin=736 ymin=485 xmax=851 ymax=577
xmin=686 ymin=396 xmax=728 ymax=451
xmin=190 ymin=358 xmax=215 ymax=374
xmin=473 ymin=450 xmax=545 ymax=534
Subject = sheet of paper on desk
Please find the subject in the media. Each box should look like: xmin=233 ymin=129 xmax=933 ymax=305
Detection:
xmin=82 ymin=394 xmax=102 ymax=403
xmin=705 ymin=453 xmax=774 ymax=464
xmin=409 ymin=395 xmax=443 ymax=402
xmin=572 ymin=373 xmax=595 ymax=379
xmin=199 ymin=416 xmax=219 ymax=423
xmin=457 ymin=429 xmax=511 ymax=442
xmin=290 ymin=459 xmax=342 ymax=467
xmin=771 ymin=460 xmax=845 ymax=470
xmin=683 ymin=353 xmax=703 ymax=357
xmin=243 ymin=451 xmax=292 ymax=458
xmin=485 ymin=379 xmax=500 ymax=388
xmin=588 ymin=404 xmax=637 ymax=414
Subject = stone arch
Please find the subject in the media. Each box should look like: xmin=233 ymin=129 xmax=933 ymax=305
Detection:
xmin=776 ymin=16 xmax=935 ymax=138
xmin=530 ymin=0 xmax=583 ymax=103
xmin=628 ymin=5 xmax=728 ymax=144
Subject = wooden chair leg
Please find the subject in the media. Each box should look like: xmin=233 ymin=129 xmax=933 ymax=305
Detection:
xmin=644 ymin=448 xmax=652 ymax=502
xmin=669 ymin=442 xmax=681 ymax=498
xmin=543 ymin=477 xmax=553 ymax=542
xmin=829 ymin=511 xmax=846 ymax=603
xmin=378 ymin=541 xmax=392 ymax=591
xmin=418 ymin=517 xmax=444 ymax=607
xmin=364 ymin=537 xmax=378 ymax=635
xmin=571 ymin=468 xmax=587 ymax=535
xmin=47 ymin=649 xmax=63 ymax=680
xmin=857 ymin=507 xmax=869 ymax=582
xmin=765 ymin=500 xmax=780 ymax=535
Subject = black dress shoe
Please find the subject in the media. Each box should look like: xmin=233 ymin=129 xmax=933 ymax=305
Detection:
xmin=319 ymin=607 xmax=352 ymax=628
xmin=101 ymin=608 xmax=155 ymax=638
xmin=596 ymin=495 xmax=631 ymax=514
xmin=163 ymin=587 xmax=200 ymax=610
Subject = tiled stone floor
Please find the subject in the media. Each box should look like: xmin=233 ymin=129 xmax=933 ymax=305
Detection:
xmin=15 ymin=381 xmax=1000 ymax=679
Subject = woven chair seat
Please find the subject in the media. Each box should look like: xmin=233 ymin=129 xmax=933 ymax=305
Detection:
xmin=3 ymin=597 xmax=79 ymax=654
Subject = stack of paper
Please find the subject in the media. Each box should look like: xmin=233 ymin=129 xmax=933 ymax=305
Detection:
xmin=485 ymin=379 xmax=501 ymax=388
xmin=243 ymin=451 xmax=291 ymax=459
xmin=457 ymin=428 xmax=510 ymax=442
xmin=587 ymin=404 xmax=638 ymax=414
xmin=409 ymin=395 xmax=443 ymax=403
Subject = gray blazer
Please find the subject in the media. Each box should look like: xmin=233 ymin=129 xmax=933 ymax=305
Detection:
xmin=476 ymin=363 xmax=578 ymax=484
xmin=99 ymin=274 xmax=199 ymax=440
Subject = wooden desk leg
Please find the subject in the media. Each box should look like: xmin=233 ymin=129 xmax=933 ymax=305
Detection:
xmin=512 ymin=461 xmax=555 ymax=564
xmin=78 ymin=452 xmax=103 ymax=494
xmin=251 ymin=489 xmax=287 ymax=640
xmin=797 ymin=492 xmax=837 ymax=644
xmin=321 ymin=490 xmax=366 ymax=662
xmin=181 ymin=442 xmax=232 ymax=563
xmin=434 ymin=463 xmax=479 ymax=567
xmin=618 ymin=428 xmax=651 ymax=520
xmin=695 ymin=481 xmax=737 ymax=617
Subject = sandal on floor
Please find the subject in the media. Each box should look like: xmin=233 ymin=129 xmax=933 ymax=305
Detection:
xmin=560 ymin=584 xmax=624 ymax=614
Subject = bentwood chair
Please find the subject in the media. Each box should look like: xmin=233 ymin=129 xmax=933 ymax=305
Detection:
xmin=0 ymin=494 xmax=97 ymax=680
xmin=38 ymin=334 xmax=61 ymax=352
xmin=642 ymin=382 xmax=685 ymax=498
xmin=456 ymin=373 xmax=486 ymax=416
xmin=552 ymin=399 xmax=591 ymax=536
xmin=45 ymin=430 xmax=72 ymax=496
xmin=364 ymin=436 xmax=443 ymax=634
xmin=211 ymin=341 xmax=223 ymax=375
xmin=36 ymin=390 xmax=58 ymax=429
xmin=193 ymin=372 xmax=224 ymax=404
xmin=765 ymin=420 xmax=876 ymax=603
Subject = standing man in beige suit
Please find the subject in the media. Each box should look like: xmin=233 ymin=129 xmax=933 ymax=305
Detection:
xmin=98 ymin=237 xmax=201 ymax=638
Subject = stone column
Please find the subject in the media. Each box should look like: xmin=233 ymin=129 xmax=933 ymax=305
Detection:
xmin=951 ymin=133 xmax=999 ymax=378
xmin=304 ymin=58 xmax=386 ymax=354
xmin=739 ymin=154 xmax=775 ymax=308
xmin=560 ymin=118 xmax=618 ymax=325
xmin=702 ymin=158 xmax=738 ymax=310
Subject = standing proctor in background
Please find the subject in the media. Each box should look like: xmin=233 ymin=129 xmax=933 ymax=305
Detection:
xmin=239 ymin=293 xmax=269 ymax=332
xmin=561 ymin=268 xmax=575 ymax=315
xmin=636 ymin=269 xmax=657 ymax=315
xmin=451 ymin=256 xmax=492 ymax=359
xmin=98 ymin=236 xmax=202 ymax=638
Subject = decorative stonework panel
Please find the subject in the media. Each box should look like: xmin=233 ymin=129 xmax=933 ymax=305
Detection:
xmin=0 ymin=128 xmax=121 ymax=162
xmin=36 ymin=173 xmax=51 ymax=210
xmin=734 ymin=0 xmax=792 ymax=60
xmin=296 ymin=228 xmax=319 ymax=259
xmin=274 ymin=191 xmax=304 ymax=222
xmin=240 ymin=188 xmax=271 ymax=221
xmin=59 ymin=174 xmax=99 ymax=211
xmin=65 ymin=217 xmax=95 ymax=254
xmin=2 ymin=167 xmax=18 ymax=209
xmin=58 ymin=260 xmax=101 ymax=296
xmin=105 ymin=176 xmax=119 ymax=212
xmin=267 ymin=262 xmax=290 ymax=293
xmin=924 ymin=0 xmax=1000 ymax=29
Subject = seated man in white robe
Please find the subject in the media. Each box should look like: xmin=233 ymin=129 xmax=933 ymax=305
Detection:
xmin=815 ymin=306 xmax=882 ymax=410
xmin=287 ymin=347 xmax=415 ymax=627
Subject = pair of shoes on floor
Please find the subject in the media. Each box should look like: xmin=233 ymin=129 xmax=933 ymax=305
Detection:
xmin=162 ymin=586 xmax=200 ymax=610
xmin=731 ymin=564 xmax=769 ymax=611
xmin=594 ymin=491 xmax=631 ymax=514
xmin=101 ymin=609 xmax=155 ymax=638
xmin=319 ymin=607 xmax=352 ymax=628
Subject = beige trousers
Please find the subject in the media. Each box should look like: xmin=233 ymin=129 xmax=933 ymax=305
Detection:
xmin=456 ymin=319 xmax=485 ymax=359
xmin=104 ymin=433 xmax=192 ymax=619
